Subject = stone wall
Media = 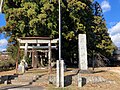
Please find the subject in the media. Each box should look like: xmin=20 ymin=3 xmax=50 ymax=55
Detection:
xmin=48 ymin=74 xmax=115 ymax=86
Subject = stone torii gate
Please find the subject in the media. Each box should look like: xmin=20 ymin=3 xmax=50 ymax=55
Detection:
xmin=17 ymin=37 xmax=58 ymax=73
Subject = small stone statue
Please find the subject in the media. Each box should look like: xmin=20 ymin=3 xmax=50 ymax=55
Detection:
xmin=18 ymin=58 xmax=28 ymax=73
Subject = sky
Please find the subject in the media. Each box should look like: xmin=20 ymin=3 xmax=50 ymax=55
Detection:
xmin=0 ymin=13 xmax=7 ymax=51
xmin=0 ymin=0 xmax=120 ymax=51
xmin=96 ymin=0 xmax=120 ymax=47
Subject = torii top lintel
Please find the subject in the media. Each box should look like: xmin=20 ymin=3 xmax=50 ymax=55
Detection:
xmin=17 ymin=37 xmax=59 ymax=44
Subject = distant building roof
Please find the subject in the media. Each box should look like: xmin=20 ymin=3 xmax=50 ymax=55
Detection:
xmin=118 ymin=47 xmax=120 ymax=50
xmin=113 ymin=50 xmax=120 ymax=55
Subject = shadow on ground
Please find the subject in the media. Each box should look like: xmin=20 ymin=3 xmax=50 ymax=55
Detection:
xmin=0 ymin=85 xmax=44 ymax=90
xmin=0 ymin=74 xmax=19 ymax=84
xmin=93 ymin=70 xmax=106 ymax=73
xmin=64 ymin=69 xmax=79 ymax=87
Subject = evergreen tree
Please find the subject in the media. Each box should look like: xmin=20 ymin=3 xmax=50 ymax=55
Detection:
xmin=92 ymin=1 xmax=115 ymax=57
xmin=0 ymin=0 xmax=115 ymax=66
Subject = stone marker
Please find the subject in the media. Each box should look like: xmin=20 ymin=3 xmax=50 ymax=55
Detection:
xmin=56 ymin=60 xmax=60 ymax=87
xmin=78 ymin=73 xmax=82 ymax=87
xmin=61 ymin=60 xmax=64 ymax=87
xmin=56 ymin=60 xmax=64 ymax=87
xmin=78 ymin=34 xmax=88 ymax=70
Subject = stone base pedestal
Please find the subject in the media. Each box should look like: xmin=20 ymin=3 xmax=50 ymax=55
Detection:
xmin=79 ymin=70 xmax=92 ymax=74
xmin=56 ymin=60 xmax=64 ymax=87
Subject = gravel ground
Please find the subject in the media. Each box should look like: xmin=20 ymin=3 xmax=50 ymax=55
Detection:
xmin=1 ymin=67 xmax=120 ymax=90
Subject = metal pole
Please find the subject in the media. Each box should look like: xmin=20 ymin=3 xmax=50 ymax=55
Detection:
xmin=0 ymin=0 xmax=3 ymax=13
xmin=59 ymin=0 xmax=61 ymax=87
xmin=59 ymin=0 xmax=61 ymax=61
xmin=58 ymin=0 xmax=64 ymax=87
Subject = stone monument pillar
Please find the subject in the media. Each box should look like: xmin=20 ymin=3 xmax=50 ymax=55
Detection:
xmin=78 ymin=34 xmax=88 ymax=71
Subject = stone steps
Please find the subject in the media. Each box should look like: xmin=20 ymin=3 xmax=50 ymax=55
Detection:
xmin=14 ymin=77 xmax=37 ymax=81
xmin=11 ymin=79 xmax=33 ymax=82
xmin=11 ymin=81 xmax=32 ymax=85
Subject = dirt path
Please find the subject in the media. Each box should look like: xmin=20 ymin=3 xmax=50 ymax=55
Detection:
xmin=1 ymin=67 xmax=120 ymax=76
xmin=0 ymin=70 xmax=15 ymax=76
xmin=96 ymin=67 xmax=120 ymax=74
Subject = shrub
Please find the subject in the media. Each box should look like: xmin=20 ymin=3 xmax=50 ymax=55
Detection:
xmin=0 ymin=59 xmax=16 ymax=71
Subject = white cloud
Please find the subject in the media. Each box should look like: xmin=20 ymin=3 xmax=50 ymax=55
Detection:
xmin=101 ymin=0 xmax=111 ymax=13
xmin=111 ymin=34 xmax=120 ymax=47
xmin=0 ymin=39 xmax=8 ymax=47
xmin=109 ymin=22 xmax=120 ymax=36
xmin=0 ymin=48 xmax=6 ymax=51
xmin=109 ymin=22 xmax=118 ymax=28
xmin=109 ymin=22 xmax=120 ymax=47
xmin=111 ymin=33 xmax=120 ymax=42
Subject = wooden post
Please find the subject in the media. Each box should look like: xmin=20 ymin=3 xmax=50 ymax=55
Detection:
xmin=32 ymin=48 xmax=35 ymax=68
xmin=92 ymin=50 xmax=95 ymax=71
xmin=15 ymin=43 xmax=20 ymax=74
xmin=34 ymin=50 xmax=38 ymax=68
xmin=48 ymin=40 xmax=52 ymax=74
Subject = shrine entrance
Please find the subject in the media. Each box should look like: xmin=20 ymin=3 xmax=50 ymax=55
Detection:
xmin=17 ymin=37 xmax=58 ymax=69
xmin=30 ymin=49 xmax=49 ymax=67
